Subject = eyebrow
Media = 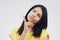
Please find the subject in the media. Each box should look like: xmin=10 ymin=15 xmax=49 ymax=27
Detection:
xmin=33 ymin=10 xmax=36 ymax=12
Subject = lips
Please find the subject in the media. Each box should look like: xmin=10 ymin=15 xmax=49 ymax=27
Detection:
xmin=30 ymin=16 xmax=35 ymax=21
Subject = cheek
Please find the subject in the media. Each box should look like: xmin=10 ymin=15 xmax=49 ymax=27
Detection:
xmin=27 ymin=13 xmax=31 ymax=20
xmin=35 ymin=17 xmax=40 ymax=22
xmin=27 ymin=14 xmax=29 ymax=20
xmin=28 ymin=12 xmax=32 ymax=16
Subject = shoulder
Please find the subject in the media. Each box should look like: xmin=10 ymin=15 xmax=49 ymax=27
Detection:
xmin=9 ymin=27 xmax=19 ymax=40
xmin=9 ymin=27 xmax=19 ymax=35
xmin=40 ymin=29 xmax=50 ymax=40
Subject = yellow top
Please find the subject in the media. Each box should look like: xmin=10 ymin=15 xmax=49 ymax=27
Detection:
xmin=9 ymin=28 xmax=50 ymax=40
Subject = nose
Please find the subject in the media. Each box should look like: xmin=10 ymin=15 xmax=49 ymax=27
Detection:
xmin=32 ymin=14 xmax=36 ymax=18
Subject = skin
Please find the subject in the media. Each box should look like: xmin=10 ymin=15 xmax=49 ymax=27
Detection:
xmin=19 ymin=7 xmax=49 ymax=40
xmin=27 ymin=7 xmax=42 ymax=24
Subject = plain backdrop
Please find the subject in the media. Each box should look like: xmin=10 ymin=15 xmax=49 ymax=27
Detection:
xmin=0 ymin=0 xmax=60 ymax=40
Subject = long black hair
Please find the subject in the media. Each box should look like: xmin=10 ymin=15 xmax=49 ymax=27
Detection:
xmin=17 ymin=4 xmax=48 ymax=37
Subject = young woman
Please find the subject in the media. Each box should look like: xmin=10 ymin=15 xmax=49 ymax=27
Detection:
xmin=9 ymin=4 xmax=50 ymax=40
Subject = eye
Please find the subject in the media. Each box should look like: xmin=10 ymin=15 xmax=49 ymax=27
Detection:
xmin=33 ymin=10 xmax=36 ymax=13
xmin=37 ymin=13 xmax=40 ymax=17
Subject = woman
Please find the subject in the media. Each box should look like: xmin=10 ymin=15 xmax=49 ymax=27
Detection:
xmin=9 ymin=4 xmax=50 ymax=40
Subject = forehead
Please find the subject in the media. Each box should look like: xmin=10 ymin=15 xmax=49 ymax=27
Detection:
xmin=33 ymin=7 xmax=42 ymax=12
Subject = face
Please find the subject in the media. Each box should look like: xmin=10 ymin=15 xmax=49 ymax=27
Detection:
xmin=27 ymin=7 xmax=43 ymax=24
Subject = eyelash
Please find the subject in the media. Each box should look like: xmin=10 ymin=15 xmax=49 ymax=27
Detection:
xmin=33 ymin=10 xmax=36 ymax=13
xmin=37 ymin=14 xmax=40 ymax=17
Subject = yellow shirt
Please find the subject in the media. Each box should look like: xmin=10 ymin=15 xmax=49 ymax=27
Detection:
xmin=9 ymin=28 xmax=50 ymax=40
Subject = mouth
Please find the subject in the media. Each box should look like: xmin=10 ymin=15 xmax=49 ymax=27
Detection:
xmin=30 ymin=16 xmax=35 ymax=21
xmin=29 ymin=15 xmax=36 ymax=24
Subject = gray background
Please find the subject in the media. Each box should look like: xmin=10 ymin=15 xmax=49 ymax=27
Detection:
xmin=0 ymin=0 xmax=60 ymax=40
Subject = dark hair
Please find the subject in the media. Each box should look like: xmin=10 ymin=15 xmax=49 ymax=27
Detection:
xmin=17 ymin=4 xmax=48 ymax=37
